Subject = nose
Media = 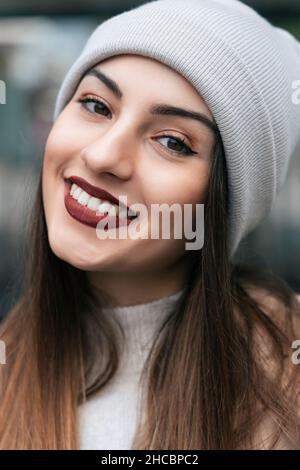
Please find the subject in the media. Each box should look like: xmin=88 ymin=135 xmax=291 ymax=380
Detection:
xmin=80 ymin=118 xmax=138 ymax=180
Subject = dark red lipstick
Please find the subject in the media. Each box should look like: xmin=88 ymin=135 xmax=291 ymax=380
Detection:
xmin=63 ymin=177 xmax=138 ymax=230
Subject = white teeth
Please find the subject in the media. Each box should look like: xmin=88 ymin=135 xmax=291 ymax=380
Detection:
xmin=69 ymin=183 xmax=120 ymax=215
xmin=87 ymin=197 xmax=101 ymax=211
xmin=97 ymin=201 xmax=119 ymax=216
xmin=69 ymin=182 xmax=138 ymax=219
xmin=73 ymin=186 xmax=82 ymax=199
xmin=78 ymin=191 xmax=90 ymax=206
xmin=70 ymin=184 xmax=78 ymax=197
xmin=108 ymin=205 xmax=118 ymax=216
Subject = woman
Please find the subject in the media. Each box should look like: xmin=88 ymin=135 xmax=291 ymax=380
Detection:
xmin=1 ymin=0 xmax=300 ymax=450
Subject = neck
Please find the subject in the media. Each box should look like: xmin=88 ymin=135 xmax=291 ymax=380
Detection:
xmin=101 ymin=286 xmax=187 ymax=378
xmin=86 ymin=257 xmax=191 ymax=307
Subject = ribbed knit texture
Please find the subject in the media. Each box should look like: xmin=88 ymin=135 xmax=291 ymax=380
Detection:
xmin=53 ymin=0 xmax=300 ymax=258
xmin=78 ymin=287 xmax=186 ymax=450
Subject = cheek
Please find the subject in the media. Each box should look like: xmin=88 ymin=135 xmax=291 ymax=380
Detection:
xmin=42 ymin=112 xmax=92 ymax=193
xmin=142 ymin=160 xmax=210 ymax=246
xmin=145 ymin=160 xmax=211 ymax=207
xmin=43 ymin=116 xmax=81 ymax=168
xmin=42 ymin=114 xmax=80 ymax=219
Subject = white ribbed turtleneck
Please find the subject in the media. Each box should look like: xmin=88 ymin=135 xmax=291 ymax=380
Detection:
xmin=78 ymin=287 xmax=186 ymax=450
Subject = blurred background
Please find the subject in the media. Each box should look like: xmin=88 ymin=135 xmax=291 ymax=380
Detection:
xmin=0 ymin=0 xmax=299 ymax=318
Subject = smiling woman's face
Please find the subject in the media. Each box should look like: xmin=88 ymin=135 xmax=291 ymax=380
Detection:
xmin=42 ymin=54 xmax=216 ymax=302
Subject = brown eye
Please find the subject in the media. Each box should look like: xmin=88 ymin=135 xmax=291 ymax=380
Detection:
xmin=78 ymin=97 xmax=112 ymax=118
xmin=155 ymin=134 xmax=197 ymax=156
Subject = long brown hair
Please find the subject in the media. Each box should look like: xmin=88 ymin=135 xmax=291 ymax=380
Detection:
xmin=1 ymin=133 xmax=300 ymax=449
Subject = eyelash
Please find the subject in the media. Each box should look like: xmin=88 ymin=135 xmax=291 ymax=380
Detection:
xmin=78 ymin=96 xmax=197 ymax=157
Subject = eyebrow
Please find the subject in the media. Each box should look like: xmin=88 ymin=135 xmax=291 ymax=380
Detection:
xmin=82 ymin=67 xmax=220 ymax=135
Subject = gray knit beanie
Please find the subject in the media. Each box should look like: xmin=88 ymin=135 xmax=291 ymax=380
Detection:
xmin=53 ymin=0 xmax=300 ymax=259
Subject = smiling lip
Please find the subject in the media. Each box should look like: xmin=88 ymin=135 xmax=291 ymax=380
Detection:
xmin=63 ymin=179 xmax=137 ymax=230
xmin=66 ymin=175 xmax=130 ymax=211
